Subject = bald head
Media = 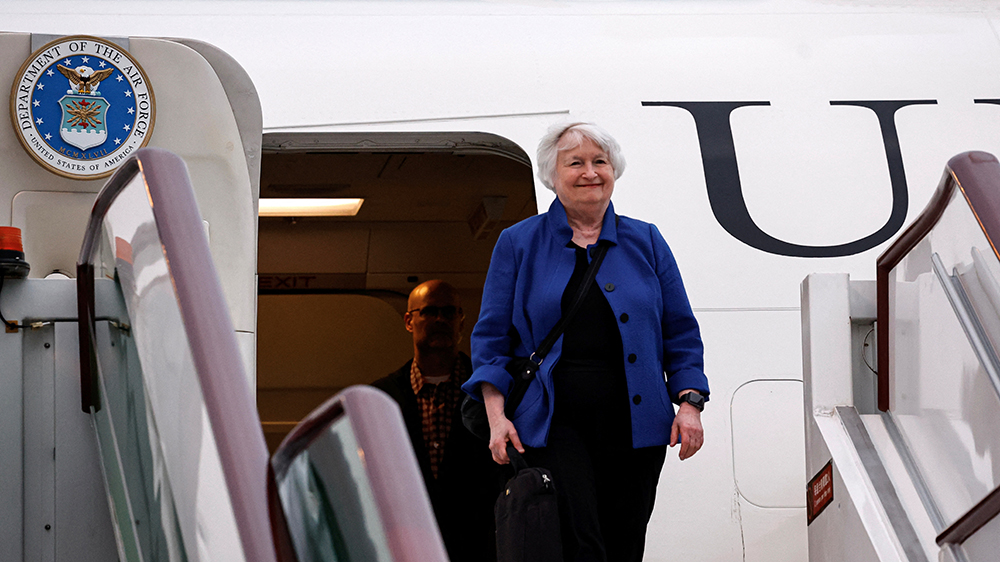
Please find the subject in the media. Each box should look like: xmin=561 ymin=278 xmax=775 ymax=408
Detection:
xmin=405 ymin=280 xmax=464 ymax=355
xmin=408 ymin=280 xmax=461 ymax=311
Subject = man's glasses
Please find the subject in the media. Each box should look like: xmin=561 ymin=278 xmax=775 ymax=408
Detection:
xmin=407 ymin=305 xmax=462 ymax=320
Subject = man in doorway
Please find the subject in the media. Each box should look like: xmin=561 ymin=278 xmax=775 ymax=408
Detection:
xmin=372 ymin=280 xmax=500 ymax=562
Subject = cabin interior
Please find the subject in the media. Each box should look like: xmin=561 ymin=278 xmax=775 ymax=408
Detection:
xmin=256 ymin=136 xmax=538 ymax=451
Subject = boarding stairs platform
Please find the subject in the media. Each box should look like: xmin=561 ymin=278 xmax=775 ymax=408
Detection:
xmin=803 ymin=152 xmax=1000 ymax=562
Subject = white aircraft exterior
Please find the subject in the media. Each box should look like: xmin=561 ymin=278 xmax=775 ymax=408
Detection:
xmin=4 ymin=1 xmax=1000 ymax=561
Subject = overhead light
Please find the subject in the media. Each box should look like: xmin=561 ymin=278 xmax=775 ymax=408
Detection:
xmin=258 ymin=198 xmax=364 ymax=217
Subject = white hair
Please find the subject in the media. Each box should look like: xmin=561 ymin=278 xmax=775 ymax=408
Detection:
xmin=535 ymin=122 xmax=626 ymax=191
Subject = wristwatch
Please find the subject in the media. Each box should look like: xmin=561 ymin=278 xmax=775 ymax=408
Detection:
xmin=678 ymin=391 xmax=705 ymax=412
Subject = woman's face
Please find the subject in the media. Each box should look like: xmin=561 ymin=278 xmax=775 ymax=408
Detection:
xmin=553 ymin=137 xmax=615 ymax=214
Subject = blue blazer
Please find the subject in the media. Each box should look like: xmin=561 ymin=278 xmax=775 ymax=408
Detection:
xmin=462 ymin=197 xmax=709 ymax=448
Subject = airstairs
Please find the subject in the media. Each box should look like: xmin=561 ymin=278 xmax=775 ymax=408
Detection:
xmin=803 ymin=151 xmax=1000 ymax=562
xmin=0 ymin=148 xmax=446 ymax=561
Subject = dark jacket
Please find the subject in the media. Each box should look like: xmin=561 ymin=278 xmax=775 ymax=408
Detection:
xmin=372 ymin=353 xmax=501 ymax=562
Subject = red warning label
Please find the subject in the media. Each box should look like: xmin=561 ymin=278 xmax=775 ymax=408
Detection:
xmin=807 ymin=461 xmax=834 ymax=524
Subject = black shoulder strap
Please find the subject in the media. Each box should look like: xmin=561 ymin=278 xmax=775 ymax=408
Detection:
xmin=533 ymin=239 xmax=609 ymax=362
xmin=499 ymin=228 xmax=615 ymax=420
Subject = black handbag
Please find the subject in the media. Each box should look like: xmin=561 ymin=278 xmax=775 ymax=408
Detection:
xmin=495 ymin=443 xmax=563 ymax=562
xmin=461 ymin=241 xmax=609 ymax=440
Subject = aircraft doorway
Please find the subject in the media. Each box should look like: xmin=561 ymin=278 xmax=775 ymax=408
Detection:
xmin=256 ymin=132 xmax=537 ymax=451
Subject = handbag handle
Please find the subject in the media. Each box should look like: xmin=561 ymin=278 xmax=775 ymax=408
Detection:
xmin=506 ymin=442 xmax=529 ymax=473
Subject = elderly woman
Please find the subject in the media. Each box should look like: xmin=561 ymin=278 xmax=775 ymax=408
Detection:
xmin=462 ymin=122 xmax=709 ymax=562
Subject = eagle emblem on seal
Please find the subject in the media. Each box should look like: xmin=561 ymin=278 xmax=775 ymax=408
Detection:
xmin=57 ymin=64 xmax=115 ymax=95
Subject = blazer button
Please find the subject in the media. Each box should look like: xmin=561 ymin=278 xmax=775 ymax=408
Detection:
xmin=628 ymin=353 xmax=637 ymax=363
xmin=633 ymin=394 xmax=642 ymax=405
xmin=619 ymin=313 xmax=629 ymax=323
xmin=604 ymin=282 xmax=615 ymax=292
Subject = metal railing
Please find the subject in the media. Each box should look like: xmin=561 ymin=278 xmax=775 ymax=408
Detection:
xmin=876 ymin=151 xmax=1000 ymax=553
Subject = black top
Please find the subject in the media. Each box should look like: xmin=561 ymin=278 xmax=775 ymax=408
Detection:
xmin=559 ymin=244 xmax=624 ymax=364
xmin=552 ymin=244 xmax=630 ymax=441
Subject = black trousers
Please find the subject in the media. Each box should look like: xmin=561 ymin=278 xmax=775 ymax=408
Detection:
xmin=523 ymin=362 xmax=667 ymax=562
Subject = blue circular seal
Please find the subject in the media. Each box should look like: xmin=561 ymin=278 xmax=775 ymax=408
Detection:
xmin=10 ymin=35 xmax=155 ymax=180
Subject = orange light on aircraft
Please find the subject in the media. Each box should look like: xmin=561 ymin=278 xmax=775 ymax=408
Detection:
xmin=0 ymin=227 xmax=24 ymax=253
xmin=0 ymin=226 xmax=30 ymax=278
xmin=258 ymin=198 xmax=364 ymax=217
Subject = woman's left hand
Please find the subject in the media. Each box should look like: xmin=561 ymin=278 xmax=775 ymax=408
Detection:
xmin=670 ymin=403 xmax=704 ymax=460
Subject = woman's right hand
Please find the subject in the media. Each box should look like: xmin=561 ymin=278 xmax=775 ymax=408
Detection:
xmin=481 ymin=382 xmax=525 ymax=464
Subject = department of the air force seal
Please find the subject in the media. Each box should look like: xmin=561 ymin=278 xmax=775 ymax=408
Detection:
xmin=9 ymin=36 xmax=155 ymax=180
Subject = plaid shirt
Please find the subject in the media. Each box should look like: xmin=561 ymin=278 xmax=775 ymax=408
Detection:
xmin=410 ymin=358 xmax=466 ymax=479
